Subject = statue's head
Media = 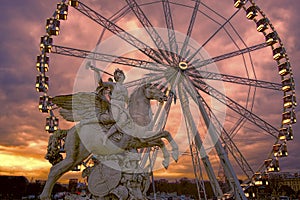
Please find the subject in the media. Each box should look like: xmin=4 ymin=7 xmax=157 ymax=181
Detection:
xmin=114 ymin=68 xmax=125 ymax=82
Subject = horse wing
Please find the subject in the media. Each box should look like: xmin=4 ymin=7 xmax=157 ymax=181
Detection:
xmin=53 ymin=92 xmax=105 ymax=122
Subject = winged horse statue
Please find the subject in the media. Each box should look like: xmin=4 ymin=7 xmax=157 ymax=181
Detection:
xmin=40 ymin=68 xmax=178 ymax=200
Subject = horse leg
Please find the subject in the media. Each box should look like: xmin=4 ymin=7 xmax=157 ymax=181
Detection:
xmin=156 ymin=139 xmax=170 ymax=169
xmin=143 ymin=130 xmax=179 ymax=162
xmin=140 ymin=139 xmax=170 ymax=169
xmin=161 ymin=130 xmax=179 ymax=162
xmin=40 ymin=127 xmax=90 ymax=200
xmin=40 ymin=159 xmax=77 ymax=200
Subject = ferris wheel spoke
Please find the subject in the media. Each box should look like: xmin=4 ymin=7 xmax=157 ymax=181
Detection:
xmin=188 ymin=70 xmax=281 ymax=91
xmin=168 ymin=1 xmax=220 ymax=26
xmin=228 ymin=116 xmax=247 ymax=139
xmin=189 ymin=42 xmax=268 ymax=69
xmin=187 ymin=8 xmax=243 ymax=62
xmin=190 ymin=79 xmax=279 ymax=138
xmin=179 ymin=0 xmax=201 ymax=60
xmin=52 ymin=45 xmax=165 ymax=72
xmin=110 ymin=5 xmax=131 ymax=23
xmin=182 ymin=79 xmax=254 ymax=181
xmin=75 ymin=1 xmax=167 ymax=65
xmin=124 ymin=72 xmax=166 ymax=88
xmin=95 ymin=4 xmax=133 ymax=46
xmin=162 ymin=0 xmax=178 ymax=60
xmin=125 ymin=0 xmax=172 ymax=64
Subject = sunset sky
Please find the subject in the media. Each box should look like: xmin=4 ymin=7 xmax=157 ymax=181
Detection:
xmin=0 ymin=0 xmax=300 ymax=184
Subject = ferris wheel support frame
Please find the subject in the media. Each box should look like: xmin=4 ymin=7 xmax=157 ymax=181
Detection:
xmin=182 ymin=79 xmax=247 ymax=200
xmin=178 ymin=83 xmax=223 ymax=198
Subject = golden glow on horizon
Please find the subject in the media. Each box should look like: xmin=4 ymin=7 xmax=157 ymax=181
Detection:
xmin=0 ymin=153 xmax=50 ymax=171
xmin=0 ymin=145 xmax=50 ymax=169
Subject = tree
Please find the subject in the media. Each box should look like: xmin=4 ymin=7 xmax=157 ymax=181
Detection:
xmin=0 ymin=176 xmax=28 ymax=199
xmin=279 ymin=185 xmax=295 ymax=197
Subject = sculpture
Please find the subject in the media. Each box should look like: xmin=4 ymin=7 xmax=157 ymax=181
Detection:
xmin=40 ymin=69 xmax=178 ymax=200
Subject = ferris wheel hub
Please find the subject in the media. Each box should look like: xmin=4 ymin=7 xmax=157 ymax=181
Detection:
xmin=178 ymin=61 xmax=188 ymax=70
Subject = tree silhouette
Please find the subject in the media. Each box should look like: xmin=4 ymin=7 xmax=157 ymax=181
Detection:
xmin=279 ymin=185 xmax=295 ymax=197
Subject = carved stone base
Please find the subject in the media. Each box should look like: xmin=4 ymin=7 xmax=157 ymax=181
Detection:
xmin=85 ymin=152 xmax=150 ymax=200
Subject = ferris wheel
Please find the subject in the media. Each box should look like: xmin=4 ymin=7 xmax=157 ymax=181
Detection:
xmin=36 ymin=0 xmax=296 ymax=199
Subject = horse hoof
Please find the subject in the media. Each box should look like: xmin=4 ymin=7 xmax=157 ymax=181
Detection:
xmin=162 ymin=159 xmax=169 ymax=169
xmin=172 ymin=150 xmax=179 ymax=162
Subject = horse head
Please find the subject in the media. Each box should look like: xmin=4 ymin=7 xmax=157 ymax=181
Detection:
xmin=143 ymin=83 xmax=168 ymax=103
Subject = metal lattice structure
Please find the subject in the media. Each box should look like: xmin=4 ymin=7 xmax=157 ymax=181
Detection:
xmin=36 ymin=0 xmax=296 ymax=199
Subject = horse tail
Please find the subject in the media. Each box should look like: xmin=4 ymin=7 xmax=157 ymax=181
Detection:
xmin=45 ymin=129 xmax=68 ymax=165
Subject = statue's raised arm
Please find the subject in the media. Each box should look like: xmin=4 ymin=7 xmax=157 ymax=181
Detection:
xmin=53 ymin=62 xmax=116 ymax=124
